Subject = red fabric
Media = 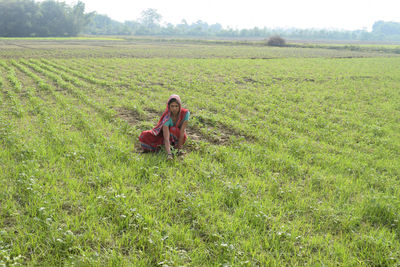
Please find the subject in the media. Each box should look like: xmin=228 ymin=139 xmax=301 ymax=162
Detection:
xmin=139 ymin=95 xmax=188 ymax=151
xmin=139 ymin=126 xmax=187 ymax=151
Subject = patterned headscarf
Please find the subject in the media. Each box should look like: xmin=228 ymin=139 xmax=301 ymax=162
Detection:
xmin=151 ymin=94 xmax=184 ymax=136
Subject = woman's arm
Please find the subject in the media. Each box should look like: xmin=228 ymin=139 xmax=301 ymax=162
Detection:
xmin=163 ymin=125 xmax=172 ymax=158
xmin=177 ymin=120 xmax=188 ymax=149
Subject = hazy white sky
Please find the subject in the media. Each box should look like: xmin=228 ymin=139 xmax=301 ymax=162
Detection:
xmin=63 ymin=0 xmax=399 ymax=30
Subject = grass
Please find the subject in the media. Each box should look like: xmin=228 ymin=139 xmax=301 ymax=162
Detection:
xmin=1 ymin=37 xmax=400 ymax=59
xmin=0 ymin=38 xmax=399 ymax=265
xmin=289 ymin=42 xmax=400 ymax=55
xmin=0 ymin=36 xmax=125 ymax=41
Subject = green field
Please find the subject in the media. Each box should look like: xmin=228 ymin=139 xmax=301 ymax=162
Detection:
xmin=0 ymin=38 xmax=399 ymax=266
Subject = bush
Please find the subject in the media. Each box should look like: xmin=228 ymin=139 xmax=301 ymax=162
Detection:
xmin=266 ymin=35 xmax=286 ymax=47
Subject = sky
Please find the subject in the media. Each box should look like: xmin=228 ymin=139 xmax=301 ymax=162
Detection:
xmin=62 ymin=0 xmax=400 ymax=31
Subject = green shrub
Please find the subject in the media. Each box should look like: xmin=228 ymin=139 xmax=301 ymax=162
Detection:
xmin=266 ymin=35 xmax=286 ymax=47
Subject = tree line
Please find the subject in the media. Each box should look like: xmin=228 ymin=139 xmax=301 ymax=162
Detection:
xmin=0 ymin=0 xmax=92 ymax=37
xmin=1 ymin=0 xmax=400 ymax=42
xmin=84 ymin=10 xmax=400 ymax=42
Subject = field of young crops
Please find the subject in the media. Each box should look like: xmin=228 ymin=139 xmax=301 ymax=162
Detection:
xmin=1 ymin=38 xmax=400 ymax=265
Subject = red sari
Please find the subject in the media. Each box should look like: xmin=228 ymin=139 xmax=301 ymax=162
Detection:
xmin=139 ymin=95 xmax=188 ymax=151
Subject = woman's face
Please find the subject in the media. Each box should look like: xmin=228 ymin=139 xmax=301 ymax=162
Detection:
xmin=169 ymin=102 xmax=180 ymax=115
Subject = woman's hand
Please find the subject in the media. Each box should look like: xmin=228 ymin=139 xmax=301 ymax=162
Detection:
xmin=167 ymin=153 xmax=173 ymax=160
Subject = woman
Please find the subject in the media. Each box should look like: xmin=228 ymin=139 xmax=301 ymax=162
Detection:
xmin=139 ymin=94 xmax=190 ymax=160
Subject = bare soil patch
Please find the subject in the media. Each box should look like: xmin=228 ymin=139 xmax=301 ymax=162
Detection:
xmin=186 ymin=126 xmax=230 ymax=146
xmin=114 ymin=107 xmax=143 ymax=125
xmin=273 ymin=77 xmax=316 ymax=82
xmin=115 ymin=107 xmax=245 ymax=152
xmin=149 ymin=82 xmax=165 ymax=87
xmin=243 ymin=77 xmax=259 ymax=83
xmin=349 ymin=75 xmax=374 ymax=80
xmin=236 ymin=77 xmax=263 ymax=85
xmin=143 ymin=107 xmax=161 ymax=119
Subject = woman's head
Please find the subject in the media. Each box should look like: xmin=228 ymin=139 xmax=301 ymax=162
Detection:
xmin=167 ymin=95 xmax=181 ymax=115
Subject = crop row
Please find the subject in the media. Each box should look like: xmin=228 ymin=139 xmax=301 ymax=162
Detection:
xmin=21 ymin=58 xmax=255 ymax=148
xmin=3 ymin=56 xmax=400 ymax=184
xmin=2 ymin=39 xmax=400 ymax=59
xmin=1 ymin=52 xmax=400 ymax=265
xmin=4 ymin=57 xmax=399 ymax=182
xmin=0 ymin=58 xmax=271 ymax=265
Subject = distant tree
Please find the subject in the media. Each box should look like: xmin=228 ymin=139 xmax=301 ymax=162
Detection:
xmin=372 ymin=21 xmax=400 ymax=36
xmin=266 ymin=35 xmax=286 ymax=46
xmin=0 ymin=0 xmax=92 ymax=37
xmin=84 ymin=13 xmax=129 ymax=35
xmin=6 ymin=2 xmax=398 ymax=41
xmin=176 ymin=20 xmax=188 ymax=35
xmin=186 ymin=20 xmax=207 ymax=36
xmin=161 ymin=23 xmax=177 ymax=35
xmin=66 ymin=1 xmax=93 ymax=36
xmin=217 ymin=27 xmax=239 ymax=37
xmin=209 ymin=23 xmax=222 ymax=33
xmin=84 ymin=13 xmax=112 ymax=34
xmin=0 ymin=0 xmax=40 ymax=37
xmin=124 ymin=20 xmax=140 ymax=34
xmin=239 ymin=29 xmax=251 ymax=37
xmin=252 ymin=27 xmax=262 ymax=37
xmin=139 ymin=8 xmax=162 ymax=34
xmin=36 ymin=0 xmax=70 ymax=36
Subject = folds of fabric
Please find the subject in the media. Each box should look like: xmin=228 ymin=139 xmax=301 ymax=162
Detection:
xmin=139 ymin=125 xmax=187 ymax=151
